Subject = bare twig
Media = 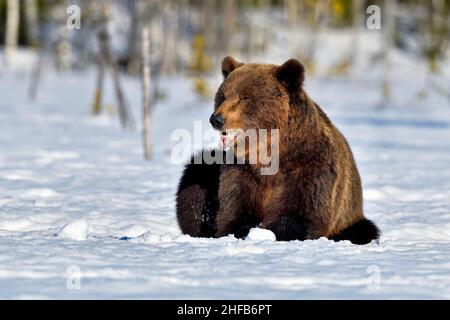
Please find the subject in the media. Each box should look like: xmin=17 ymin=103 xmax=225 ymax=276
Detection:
xmin=98 ymin=0 xmax=135 ymax=129
xmin=142 ymin=25 xmax=152 ymax=160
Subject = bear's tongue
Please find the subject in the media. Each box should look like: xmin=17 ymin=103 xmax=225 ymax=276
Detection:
xmin=219 ymin=132 xmax=231 ymax=149
xmin=219 ymin=131 xmax=238 ymax=150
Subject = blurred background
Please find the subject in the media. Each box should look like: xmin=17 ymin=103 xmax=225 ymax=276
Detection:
xmin=1 ymin=0 xmax=449 ymax=105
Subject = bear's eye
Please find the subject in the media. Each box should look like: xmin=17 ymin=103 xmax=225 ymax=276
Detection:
xmin=241 ymin=96 xmax=251 ymax=102
xmin=215 ymin=90 xmax=226 ymax=108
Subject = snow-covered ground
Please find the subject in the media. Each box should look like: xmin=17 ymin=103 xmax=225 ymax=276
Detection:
xmin=1 ymin=50 xmax=450 ymax=299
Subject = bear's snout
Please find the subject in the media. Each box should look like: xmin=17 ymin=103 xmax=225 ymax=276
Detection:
xmin=210 ymin=113 xmax=225 ymax=130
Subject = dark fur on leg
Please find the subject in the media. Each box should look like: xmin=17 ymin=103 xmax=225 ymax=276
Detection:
xmin=176 ymin=150 xmax=224 ymax=237
xmin=331 ymin=219 xmax=380 ymax=245
xmin=229 ymin=216 xmax=260 ymax=239
xmin=265 ymin=216 xmax=306 ymax=241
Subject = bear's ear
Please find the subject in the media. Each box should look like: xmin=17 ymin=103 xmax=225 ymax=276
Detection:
xmin=276 ymin=59 xmax=305 ymax=91
xmin=221 ymin=56 xmax=243 ymax=78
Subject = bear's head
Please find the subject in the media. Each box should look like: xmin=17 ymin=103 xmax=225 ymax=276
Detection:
xmin=210 ymin=56 xmax=307 ymax=158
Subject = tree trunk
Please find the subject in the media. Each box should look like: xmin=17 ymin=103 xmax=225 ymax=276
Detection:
xmin=126 ymin=0 xmax=141 ymax=75
xmin=284 ymin=0 xmax=299 ymax=26
xmin=160 ymin=0 xmax=179 ymax=75
xmin=224 ymin=0 xmax=236 ymax=54
xmin=381 ymin=0 xmax=396 ymax=102
xmin=98 ymin=0 xmax=135 ymax=129
xmin=92 ymin=57 xmax=105 ymax=115
xmin=198 ymin=0 xmax=215 ymax=56
xmin=28 ymin=53 xmax=44 ymax=101
xmin=24 ymin=0 xmax=39 ymax=47
xmin=142 ymin=26 xmax=152 ymax=160
xmin=349 ymin=0 xmax=363 ymax=73
xmin=57 ymin=17 xmax=71 ymax=71
xmin=304 ymin=0 xmax=331 ymax=74
xmin=5 ymin=0 xmax=20 ymax=64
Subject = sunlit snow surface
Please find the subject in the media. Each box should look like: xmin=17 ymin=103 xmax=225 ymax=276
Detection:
xmin=1 ymin=64 xmax=450 ymax=299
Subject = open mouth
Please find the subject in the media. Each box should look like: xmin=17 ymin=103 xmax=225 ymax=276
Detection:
xmin=219 ymin=129 xmax=241 ymax=150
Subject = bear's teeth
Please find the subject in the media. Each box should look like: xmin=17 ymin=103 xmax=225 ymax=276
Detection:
xmin=218 ymin=130 xmax=240 ymax=149
xmin=219 ymin=134 xmax=229 ymax=149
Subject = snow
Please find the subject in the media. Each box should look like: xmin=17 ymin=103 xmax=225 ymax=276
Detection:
xmin=56 ymin=219 xmax=90 ymax=241
xmin=1 ymin=48 xmax=450 ymax=299
xmin=246 ymin=228 xmax=276 ymax=242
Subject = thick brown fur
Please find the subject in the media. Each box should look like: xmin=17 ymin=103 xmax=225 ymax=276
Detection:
xmin=176 ymin=57 xmax=380 ymax=245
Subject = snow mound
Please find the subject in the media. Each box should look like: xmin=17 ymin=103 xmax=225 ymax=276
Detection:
xmin=56 ymin=219 xmax=89 ymax=241
xmin=134 ymin=231 xmax=161 ymax=243
xmin=246 ymin=228 xmax=276 ymax=241
xmin=118 ymin=225 xmax=149 ymax=238
xmin=0 ymin=218 xmax=35 ymax=232
xmin=21 ymin=188 xmax=61 ymax=199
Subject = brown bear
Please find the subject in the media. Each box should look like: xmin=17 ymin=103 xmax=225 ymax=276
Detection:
xmin=176 ymin=56 xmax=380 ymax=244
